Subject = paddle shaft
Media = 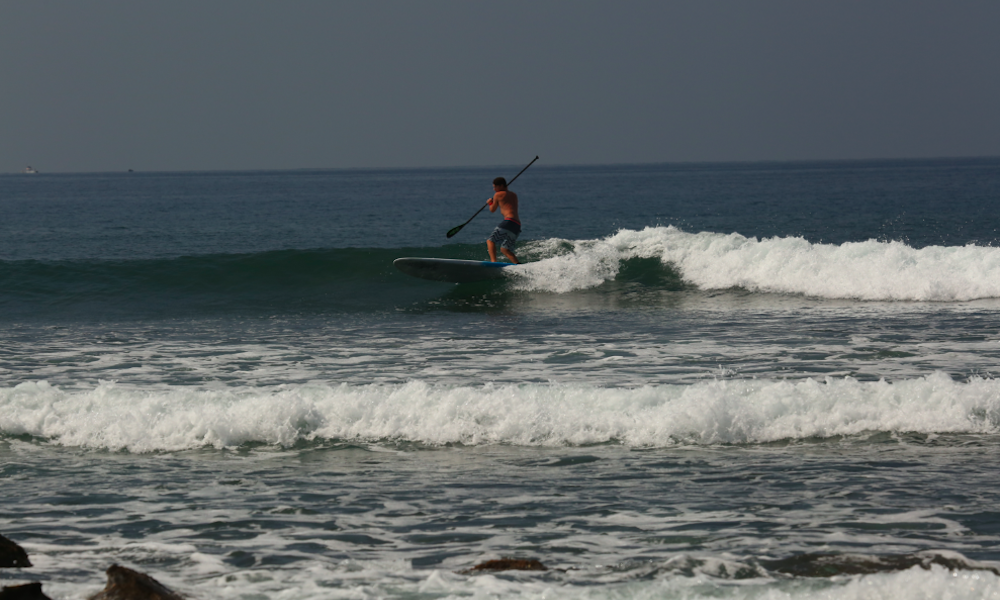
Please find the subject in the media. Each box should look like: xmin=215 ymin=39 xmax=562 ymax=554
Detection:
xmin=446 ymin=156 xmax=539 ymax=238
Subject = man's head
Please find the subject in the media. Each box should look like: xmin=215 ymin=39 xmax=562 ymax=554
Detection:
xmin=493 ymin=177 xmax=507 ymax=189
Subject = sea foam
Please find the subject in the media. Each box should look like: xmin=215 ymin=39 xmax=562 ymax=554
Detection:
xmin=515 ymin=227 xmax=1000 ymax=301
xmin=3 ymin=373 xmax=1000 ymax=452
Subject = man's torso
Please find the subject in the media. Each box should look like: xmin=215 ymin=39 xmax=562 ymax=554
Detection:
xmin=495 ymin=191 xmax=520 ymax=223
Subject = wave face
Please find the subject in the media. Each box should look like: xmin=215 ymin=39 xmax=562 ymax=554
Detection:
xmin=4 ymin=373 xmax=1000 ymax=452
xmin=512 ymin=226 xmax=1000 ymax=301
xmin=5 ymin=226 xmax=1000 ymax=320
xmin=0 ymin=246 xmax=456 ymax=317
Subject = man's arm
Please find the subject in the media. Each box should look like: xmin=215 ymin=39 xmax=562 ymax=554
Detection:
xmin=488 ymin=191 xmax=506 ymax=213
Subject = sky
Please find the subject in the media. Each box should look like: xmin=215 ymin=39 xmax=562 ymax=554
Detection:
xmin=2 ymin=1 xmax=999 ymax=172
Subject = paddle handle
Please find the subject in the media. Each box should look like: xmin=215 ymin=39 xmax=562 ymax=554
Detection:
xmin=506 ymin=155 xmax=539 ymax=187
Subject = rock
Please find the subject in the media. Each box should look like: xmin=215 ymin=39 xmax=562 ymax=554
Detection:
xmin=0 ymin=582 xmax=52 ymax=600
xmin=87 ymin=565 xmax=184 ymax=600
xmin=0 ymin=535 xmax=31 ymax=568
xmin=761 ymin=552 xmax=1000 ymax=577
xmin=470 ymin=558 xmax=547 ymax=572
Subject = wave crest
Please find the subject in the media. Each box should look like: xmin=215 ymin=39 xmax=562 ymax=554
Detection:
xmin=517 ymin=226 xmax=1000 ymax=301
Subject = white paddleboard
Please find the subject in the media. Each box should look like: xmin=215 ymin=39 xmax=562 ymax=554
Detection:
xmin=394 ymin=257 xmax=515 ymax=283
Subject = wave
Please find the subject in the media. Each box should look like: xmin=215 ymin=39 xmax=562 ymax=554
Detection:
xmin=511 ymin=226 xmax=1000 ymax=301
xmin=4 ymin=227 xmax=1000 ymax=319
xmin=4 ymin=373 xmax=1000 ymax=452
xmin=0 ymin=245 xmax=494 ymax=317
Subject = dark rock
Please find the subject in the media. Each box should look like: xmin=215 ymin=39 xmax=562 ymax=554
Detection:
xmin=87 ymin=565 xmax=185 ymax=600
xmin=762 ymin=552 xmax=1000 ymax=577
xmin=470 ymin=558 xmax=547 ymax=572
xmin=0 ymin=582 xmax=51 ymax=600
xmin=0 ymin=535 xmax=31 ymax=568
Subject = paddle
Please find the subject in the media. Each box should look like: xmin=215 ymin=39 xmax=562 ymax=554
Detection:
xmin=446 ymin=155 xmax=539 ymax=238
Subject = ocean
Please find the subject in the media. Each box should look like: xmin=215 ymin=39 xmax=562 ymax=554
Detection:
xmin=3 ymin=158 xmax=1000 ymax=599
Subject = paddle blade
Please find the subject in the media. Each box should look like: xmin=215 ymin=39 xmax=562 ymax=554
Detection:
xmin=446 ymin=224 xmax=464 ymax=238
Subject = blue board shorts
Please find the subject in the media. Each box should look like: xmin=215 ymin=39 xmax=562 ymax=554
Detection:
xmin=488 ymin=220 xmax=521 ymax=250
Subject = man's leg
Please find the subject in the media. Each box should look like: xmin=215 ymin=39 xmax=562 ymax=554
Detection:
xmin=501 ymin=248 xmax=519 ymax=264
xmin=487 ymin=239 xmax=499 ymax=262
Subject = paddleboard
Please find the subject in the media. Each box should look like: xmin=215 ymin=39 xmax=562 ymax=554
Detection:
xmin=393 ymin=257 xmax=515 ymax=283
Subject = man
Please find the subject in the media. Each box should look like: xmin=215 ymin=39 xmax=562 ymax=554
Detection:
xmin=486 ymin=177 xmax=521 ymax=264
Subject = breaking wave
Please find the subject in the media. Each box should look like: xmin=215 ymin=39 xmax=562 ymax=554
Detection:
xmin=4 ymin=373 xmax=1000 ymax=452
xmin=4 ymin=226 xmax=1000 ymax=320
xmin=512 ymin=226 xmax=1000 ymax=301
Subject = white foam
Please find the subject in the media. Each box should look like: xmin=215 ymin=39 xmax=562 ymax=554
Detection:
xmin=13 ymin=560 xmax=1000 ymax=600
xmin=514 ymin=227 xmax=1000 ymax=301
xmin=569 ymin=565 xmax=1000 ymax=600
xmin=4 ymin=373 xmax=1000 ymax=452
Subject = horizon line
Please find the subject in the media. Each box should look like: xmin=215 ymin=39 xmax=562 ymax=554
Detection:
xmin=7 ymin=154 xmax=1000 ymax=176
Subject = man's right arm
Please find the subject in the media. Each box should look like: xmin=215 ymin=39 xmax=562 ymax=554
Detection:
xmin=488 ymin=191 xmax=504 ymax=213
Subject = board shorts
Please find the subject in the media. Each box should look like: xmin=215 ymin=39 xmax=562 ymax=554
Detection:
xmin=488 ymin=220 xmax=521 ymax=250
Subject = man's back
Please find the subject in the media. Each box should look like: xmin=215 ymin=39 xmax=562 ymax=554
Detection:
xmin=492 ymin=189 xmax=519 ymax=222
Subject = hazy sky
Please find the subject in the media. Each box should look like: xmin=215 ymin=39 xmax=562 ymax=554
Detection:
xmin=3 ymin=1 xmax=999 ymax=172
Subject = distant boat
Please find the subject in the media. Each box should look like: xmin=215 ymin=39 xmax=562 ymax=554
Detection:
xmin=22 ymin=166 xmax=38 ymax=174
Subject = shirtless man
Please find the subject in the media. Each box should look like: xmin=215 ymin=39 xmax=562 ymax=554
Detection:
xmin=486 ymin=177 xmax=521 ymax=263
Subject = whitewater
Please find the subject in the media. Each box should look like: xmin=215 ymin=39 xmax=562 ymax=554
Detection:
xmin=5 ymin=374 xmax=1000 ymax=452
xmin=512 ymin=226 xmax=1000 ymax=301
